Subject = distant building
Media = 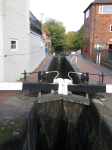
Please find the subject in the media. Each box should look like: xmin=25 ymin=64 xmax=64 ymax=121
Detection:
xmin=83 ymin=0 xmax=112 ymax=59
xmin=42 ymin=29 xmax=52 ymax=51
xmin=0 ymin=0 xmax=45 ymax=82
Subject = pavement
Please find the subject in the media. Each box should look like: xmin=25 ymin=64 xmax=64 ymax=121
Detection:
xmin=0 ymin=54 xmax=52 ymax=104
xmin=69 ymin=50 xmax=112 ymax=99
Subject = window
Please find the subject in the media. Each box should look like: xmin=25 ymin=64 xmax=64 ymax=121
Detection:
xmin=110 ymin=24 xmax=112 ymax=32
xmin=99 ymin=5 xmax=112 ymax=14
xmin=95 ymin=44 xmax=104 ymax=50
xmin=11 ymin=39 xmax=18 ymax=51
xmin=86 ymin=9 xmax=89 ymax=18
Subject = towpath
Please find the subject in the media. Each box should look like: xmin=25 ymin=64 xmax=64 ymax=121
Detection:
xmin=69 ymin=51 xmax=112 ymax=98
xmin=0 ymin=54 xmax=52 ymax=104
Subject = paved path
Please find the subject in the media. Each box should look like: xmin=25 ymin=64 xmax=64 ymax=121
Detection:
xmin=69 ymin=53 xmax=112 ymax=98
xmin=0 ymin=54 xmax=52 ymax=104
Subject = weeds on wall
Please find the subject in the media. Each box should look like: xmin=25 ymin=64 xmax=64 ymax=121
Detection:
xmin=88 ymin=129 xmax=102 ymax=150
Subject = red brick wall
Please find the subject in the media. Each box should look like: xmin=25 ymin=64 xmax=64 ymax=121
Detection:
xmin=83 ymin=3 xmax=112 ymax=59
xmin=83 ymin=6 xmax=92 ymax=59
xmin=90 ymin=4 xmax=112 ymax=49
xmin=42 ymin=29 xmax=52 ymax=50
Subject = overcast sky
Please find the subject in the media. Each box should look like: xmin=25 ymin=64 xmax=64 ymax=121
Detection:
xmin=30 ymin=0 xmax=94 ymax=33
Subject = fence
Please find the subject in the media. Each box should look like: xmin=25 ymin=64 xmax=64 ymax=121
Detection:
xmin=92 ymin=49 xmax=112 ymax=66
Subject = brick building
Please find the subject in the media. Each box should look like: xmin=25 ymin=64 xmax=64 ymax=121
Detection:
xmin=42 ymin=29 xmax=52 ymax=51
xmin=83 ymin=0 xmax=112 ymax=59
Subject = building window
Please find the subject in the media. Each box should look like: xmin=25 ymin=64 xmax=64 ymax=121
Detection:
xmin=99 ymin=5 xmax=112 ymax=14
xmin=95 ymin=44 xmax=104 ymax=50
xmin=110 ymin=24 xmax=112 ymax=32
xmin=86 ymin=9 xmax=89 ymax=18
xmin=11 ymin=39 xmax=18 ymax=51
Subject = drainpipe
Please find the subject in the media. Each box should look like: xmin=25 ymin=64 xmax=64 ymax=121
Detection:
xmin=92 ymin=4 xmax=96 ymax=59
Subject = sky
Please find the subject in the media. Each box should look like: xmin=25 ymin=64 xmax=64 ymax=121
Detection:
xmin=30 ymin=0 xmax=94 ymax=33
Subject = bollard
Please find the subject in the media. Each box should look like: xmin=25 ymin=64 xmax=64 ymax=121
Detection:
xmin=86 ymin=94 xmax=89 ymax=99
xmin=76 ymin=56 xmax=77 ymax=63
xmin=96 ymin=53 xmax=98 ymax=65
xmin=99 ymin=72 xmax=104 ymax=84
xmin=101 ymin=72 xmax=104 ymax=83
xmin=98 ymin=53 xmax=101 ymax=65
xmin=24 ymin=70 xmax=26 ymax=82
xmin=85 ymin=72 xmax=89 ymax=84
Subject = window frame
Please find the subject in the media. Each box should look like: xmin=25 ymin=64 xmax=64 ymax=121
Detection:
xmin=11 ymin=39 xmax=18 ymax=51
xmin=99 ymin=5 xmax=112 ymax=14
xmin=86 ymin=9 xmax=89 ymax=18
xmin=110 ymin=24 xmax=112 ymax=32
xmin=94 ymin=43 xmax=104 ymax=50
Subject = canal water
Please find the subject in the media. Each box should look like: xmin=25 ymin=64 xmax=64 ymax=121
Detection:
xmin=36 ymin=55 xmax=90 ymax=150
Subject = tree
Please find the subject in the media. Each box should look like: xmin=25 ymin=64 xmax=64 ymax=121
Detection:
xmin=44 ymin=19 xmax=68 ymax=51
xmin=73 ymin=25 xmax=84 ymax=50
xmin=67 ymin=31 xmax=76 ymax=49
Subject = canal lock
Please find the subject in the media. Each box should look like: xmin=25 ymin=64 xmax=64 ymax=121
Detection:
xmin=36 ymin=55 xmax=91 ymax=150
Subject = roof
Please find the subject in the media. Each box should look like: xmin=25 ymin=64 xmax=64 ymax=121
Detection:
xmin=42 ymin=29 xmax=51 ymax=37
xmin=83 ymin=0 xmax=112 ymax=13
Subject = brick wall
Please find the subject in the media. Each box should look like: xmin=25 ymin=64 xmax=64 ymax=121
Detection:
xmin=83 ymin=3 xmax=112 ymax=59
xmin=90 ymin=4 xmax=112 ymax=49
xmin=42 ymin=29 xmax=52 ymax=50
xmin=83 ymin=6 xmax=92 ymax=59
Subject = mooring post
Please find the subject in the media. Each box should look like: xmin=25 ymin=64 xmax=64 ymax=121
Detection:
xmin=86 ymin=72 xmax=89 ymax=84
xmin=96 ymin=53 xmax=98 ymax=65
xmin=24 ymin=70 xmax=26 ymax=82
xmin=102 ymin=72 xmax=104 ymax=84
xmin=99 ymin=74 xmax=102 ymax=84
xmin=98 ymin=53 xmax=101 ymax=65
xmin=76 ymin=56 xmax=77 ymax=63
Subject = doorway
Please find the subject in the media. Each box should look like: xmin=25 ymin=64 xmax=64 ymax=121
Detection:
xmin=109 ymin=44 xmax=112 ymax=49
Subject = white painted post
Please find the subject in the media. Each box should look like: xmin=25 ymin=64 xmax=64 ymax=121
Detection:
xmin=76 ymin=56 xmax=77 ymax=63
xmin=96 ymin=53 xmax=98 ymax=65
xmin=71 ymin=56 xmax=77 ymax=64
xmin=98 ymin=54 xmax=101 ymax=65
xmin=71 ymin=56 xmax=75 ymax=63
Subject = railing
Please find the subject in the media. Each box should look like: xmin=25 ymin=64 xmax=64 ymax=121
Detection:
xmin=29 ymin=11 xmax=41 ymax=32
xmin=92 ymin=49 xmax=112 ymax=66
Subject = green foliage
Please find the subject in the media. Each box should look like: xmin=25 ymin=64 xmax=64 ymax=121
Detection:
xmin=39 ymin=127 xmax=44 ymax=136
xmin=88 ymin=129 xmax=102 ymax=150
xmin=73 ymin=25 xmax=84 ymax=50
xmin=44 ymin=18 xmax=68 ymax=51
xmin=67 ymin=31 xmax=76 ymax=49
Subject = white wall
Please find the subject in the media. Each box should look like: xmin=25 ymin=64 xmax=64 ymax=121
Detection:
xmin=1 ymin=0 xmax=30 ymax=82
xmin=0 ymin=0 xmax=45 ymax=82
xmin=0 ymin=16 xmax=4 ymax=81
xmin=30 ymin=31 xmax=45 ymax=72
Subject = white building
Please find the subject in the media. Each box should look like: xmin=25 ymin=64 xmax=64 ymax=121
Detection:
xmin=0 ymin=0 xmax=45 ymax=82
